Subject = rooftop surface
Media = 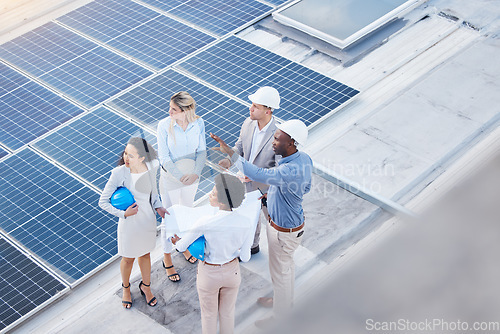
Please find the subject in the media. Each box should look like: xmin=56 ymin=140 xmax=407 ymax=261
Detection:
xmin=2 ymin=0 xmax=500 ymax=333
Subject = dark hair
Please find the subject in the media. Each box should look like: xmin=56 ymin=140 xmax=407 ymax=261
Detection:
xmin=118 ymin=137 xmax=157 ymax=166
xmin=214 ymin=174 xmax=245 ymax=209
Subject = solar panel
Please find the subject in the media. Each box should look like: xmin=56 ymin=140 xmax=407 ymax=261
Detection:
xmin=0 ymin=147 xmax=7 ymax=159
xmin=0 ymin=63 xmax=85 ymax=151
xmin=0 ymin=149 xmax=117 ymax=283
xmin=195 ymin=164 xmax=219 ymax=201
xmin=0 ymin=22 xmax=152 ymax=108
xmin=0 ymin=236 xmax=67 ymax=332
xmin=136 ymin=0 xmax=185 ymax=12
xmin=265 ymin=0 xmax=290 ymax=5
xmin=57 ymin=0 xmax=215 ymax=69
xmin=0 ymin=61 xmax=30 ymax=95
xmin=33 ymin=107 xmax=157 ymax=190
xmin=107 ymin=69 xmax=248 ymax=145
xmin=168 ymin=0 xmax=272 ymax=36
xmin=202 ymin=104 xmax=248 ymax=146
xmin=176 ymin=36 xmax=359 ymax=126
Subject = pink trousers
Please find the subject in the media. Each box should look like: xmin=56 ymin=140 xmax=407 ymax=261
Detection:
xmin=196 ymin=259 xmax=241 ymax=334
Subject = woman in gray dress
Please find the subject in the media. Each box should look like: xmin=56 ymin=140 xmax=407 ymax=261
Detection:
xmin=99 ymin=137 xmax=168 ymax=309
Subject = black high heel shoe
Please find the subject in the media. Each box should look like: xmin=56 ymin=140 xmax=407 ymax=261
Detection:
xmin=163 ymin=260 xmax=181 ymax=282
xmin=139 ymin=281 xmax=157 ymax=307
xmin=121 ymin=283 xmax=132 ymax=309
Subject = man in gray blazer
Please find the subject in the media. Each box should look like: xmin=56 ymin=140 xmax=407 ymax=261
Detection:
xmin=219 ymin=86 xmax=280 ymax=255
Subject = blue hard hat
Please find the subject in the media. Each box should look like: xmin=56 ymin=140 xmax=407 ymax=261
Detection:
xmin=188 ymin=236 xmax=206 ymax=262
xmin=110 ymin=186 xmax=135 ymax=211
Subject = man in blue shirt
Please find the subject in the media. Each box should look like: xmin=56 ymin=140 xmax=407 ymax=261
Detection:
xmin=211 ymin=119 xmax=313 ymax=327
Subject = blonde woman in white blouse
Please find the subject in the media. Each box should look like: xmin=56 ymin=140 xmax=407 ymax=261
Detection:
xmin=157 ymin=91 xmax=207 ymax=282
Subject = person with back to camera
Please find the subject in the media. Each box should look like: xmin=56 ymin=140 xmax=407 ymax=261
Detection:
xmin=211 ymin=119 xmax=313 ymax=328
xmin=171 ymin=173 xmax=253 ymax=334
xmin=157 ymin=91 xmax=207 ymax=282
xmin=99 ymin=137 xmax=168 ymax=309
xmin=218 ymin=86 xmax=279 ymax=256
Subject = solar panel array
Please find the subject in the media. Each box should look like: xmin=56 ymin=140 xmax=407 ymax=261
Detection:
xmin=0 ymin=0 xmax=359 ymax=330
xmin=0 ymin=149 xmax=117 ymax=282
xmin=176 ymin=36 xmax=359 ymax=126
xmin=0 ymin=63 xmax=84 ymax=151
xmin=33 ymin=107 xmax=157 ymax=190
xmin=57 ymin=0 xmax=216 ymax=69
xmin=108 ymin=69 xmax=248 ymax=145
xmin=0 ymin=22 xmax=152 ymax=108
xmin=140 ymin=0 xmax=271 ymax=36
xmin=168 ymin=0 xmax=272 ymax=36
xmin=0 ymin=236 xmax=66 ymax=331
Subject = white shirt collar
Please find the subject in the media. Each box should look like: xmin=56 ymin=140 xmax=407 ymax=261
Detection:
xmin=255 ymin=116 xmax=273 ymax=133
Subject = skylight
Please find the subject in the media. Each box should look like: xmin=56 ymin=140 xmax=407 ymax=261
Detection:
xmin=273 ymin=0 xmax=423 ymax=49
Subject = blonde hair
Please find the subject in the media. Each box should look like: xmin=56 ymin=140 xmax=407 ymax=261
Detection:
xmin=169 ymin=91 xmax=199 ymax=140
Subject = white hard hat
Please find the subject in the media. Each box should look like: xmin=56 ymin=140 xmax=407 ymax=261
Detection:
xmin=248 ymin=86 xmax=280 ymax=109
xmin=276 ymin=119 xmax=308 ymax=146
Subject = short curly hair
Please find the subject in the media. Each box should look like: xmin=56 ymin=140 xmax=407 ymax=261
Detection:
xmin=214 ymin=174 xmax=245 ymax=209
